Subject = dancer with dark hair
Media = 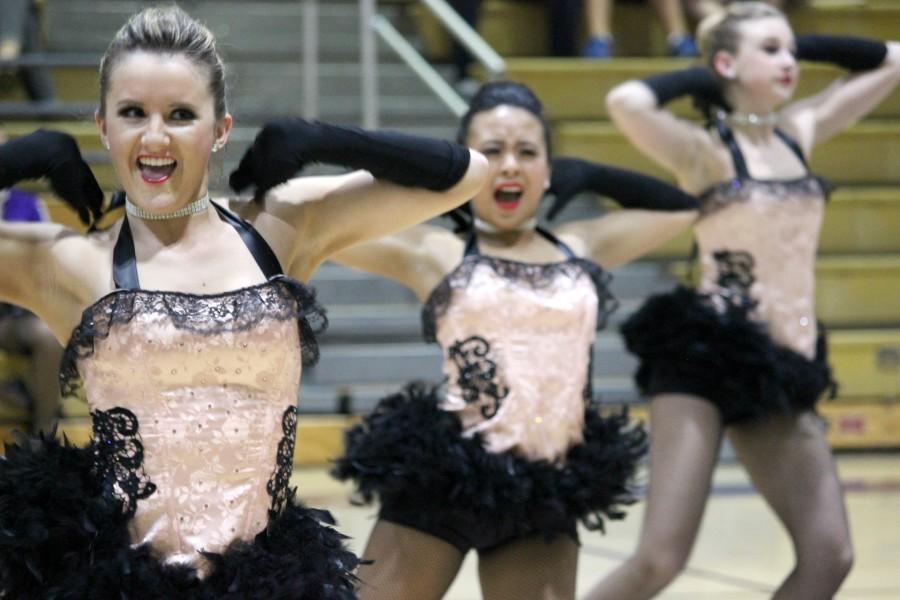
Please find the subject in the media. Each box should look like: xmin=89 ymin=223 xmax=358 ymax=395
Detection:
xmin=585 ymin=3 xmax=900 ymax=598
xmin=0 ymin=5 xmax=487 ymax=598
xmin=331 ymin=80 xmax=700 ymax=600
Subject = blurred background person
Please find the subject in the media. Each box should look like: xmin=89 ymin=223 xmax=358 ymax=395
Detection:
xmin=0 ymin=0 xmax=55 ymax=103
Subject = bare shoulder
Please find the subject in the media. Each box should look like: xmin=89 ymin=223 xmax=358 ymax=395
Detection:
xmin=265 ymin=171 xmax=370 ymax=213
xmin=552 ymin=228 xmax=592 ymax=258
xmin=685 ymin=126 xmax=738 ymax=194
xmin=2 ymin=223 xmax=117 ymax=343
xmin=777 ymin=105 xmax=817 ymax=157
xmin=51 ymin=223 xmax=117 ymax=301
xmin=407 ymin=223 xmax=463 ymax=266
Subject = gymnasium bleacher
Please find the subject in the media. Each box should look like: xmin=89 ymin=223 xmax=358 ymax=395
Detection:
xmin=1 ymin=0 xmax=898 ymax=460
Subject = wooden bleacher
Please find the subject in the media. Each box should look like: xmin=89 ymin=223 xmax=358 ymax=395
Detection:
xmin=409 ymin=0 xmax=900 ymax=60
xmin=2 ymin=0 xmax=898 ymax=456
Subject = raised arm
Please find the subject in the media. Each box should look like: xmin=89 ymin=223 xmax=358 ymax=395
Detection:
xmin=605 ymin=67 xmax=724 ymax=189
xmin=0 ymin=130 xmax=105 ymax=337
xmin=329 ymin=223 xmax=462 ymax=301
xmin=228 ymin=118 xmax=487 ymax=276
xmin=548 ymin=156 xmax=699 ymax=268
xmin=558 ymin=210 xmax=696 ymax=270
xmin=782 ymin=36 xmax=900 ymax=149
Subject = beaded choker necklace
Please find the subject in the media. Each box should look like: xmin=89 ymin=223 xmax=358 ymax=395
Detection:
xmin=719 ymin=109 xmax=778 ymax=127
xmin=125 ymin=193 xmax=211 ymax=220
xmin=474 ymin=216 xmax=538 ymax=234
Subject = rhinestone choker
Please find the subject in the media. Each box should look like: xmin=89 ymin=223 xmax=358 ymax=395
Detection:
xmin=474 ymin=216 xmax=538 ymax=234
xmin=125 ymin=193 xmax=211 ymax=220
xmin=718 ymin=109 xmax=779 ymax=127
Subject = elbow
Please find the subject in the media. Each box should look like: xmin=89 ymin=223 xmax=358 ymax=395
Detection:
xmin=606 ymin=81 xmax=656 ymax=121
xmin=454 ymin=149 xmax=488 ymax=201
xmin=886 ymin=41 xmax=900 ymax=71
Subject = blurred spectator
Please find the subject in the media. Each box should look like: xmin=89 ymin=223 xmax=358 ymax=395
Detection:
xmin=583 ymin=0 xmax=699 ymax=58
xmin=0 ymin=127 xmax=63 ymax=435
xmin=0 ymin=0 xmax=55 ymax=102
xmin=683 ymin=0 xmax=803 ymax=21
xmin=449 ymin=0 xmax=699 ymax=92
xmin=450 ymin=0 xmax=583 ymax=95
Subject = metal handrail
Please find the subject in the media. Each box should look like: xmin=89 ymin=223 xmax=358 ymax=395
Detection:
xmin=372 ymin=15 xmax=468 ymax=117
xmin=360 ymin=0 xmax=379 ymax=128
xmin=418 ymin=0 xmax=505 ymax=79
xmin=300 ymin=0 xmax=505 ymax=125
xmin=302 ymin=0 xmax=319 ymax=120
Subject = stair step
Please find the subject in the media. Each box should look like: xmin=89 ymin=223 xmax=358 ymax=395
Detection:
xmin=304 ymin=335 xmax=635 ymax=388
xmin=46 ymin=1 xmax=407 ymax=56
xmin=555 ymin=121 xmax=900 ymax=185
xmin=412 ymin=1 xmax=900 ymax=60
xmin=646 ymin=187 xmax=900 ymax=257
xmin=41 ymin=397 xmax=900 ymax=466
xmin=670 ymin=254 xmax=900 ymax=327
xmin=317 ymin=297 xmax=646 ymax=343
xmin=311 ymin=260 xmax=678 ymax=307
xmin=503 ymin=58 xmax=900 ymax=121
xmin=829 ymin=329 xmax=900 ymax=399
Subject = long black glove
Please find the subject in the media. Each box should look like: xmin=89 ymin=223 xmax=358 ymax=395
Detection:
xmin=796 ymin=35 xmax=887 ymax=72
xmin=547 ymin=157 xmax=698 ymax=220
xmin=642 ymin=66 xmax=730 ymax=113
xmin=0 ymin=130 xmax=103 ymax=226
xmin=229 ymin=118 xmax=471 ymax=199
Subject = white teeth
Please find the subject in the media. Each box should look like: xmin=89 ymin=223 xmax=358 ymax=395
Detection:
xmin=138 ymin=157 xmax=176 ymax=167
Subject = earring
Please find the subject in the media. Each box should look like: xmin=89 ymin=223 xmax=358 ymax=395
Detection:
xmin=103 ymin=140 xmax=110 ymax=150
xmin=212 ymin=142 xmax=222 ymax=153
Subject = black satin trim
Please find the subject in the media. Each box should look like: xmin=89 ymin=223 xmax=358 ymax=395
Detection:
xmin=113 ymin=201 xmax=283 ymax=290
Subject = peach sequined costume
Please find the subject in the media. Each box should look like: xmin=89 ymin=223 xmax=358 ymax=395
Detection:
xmin=621 ymin=122 xmax=835 ymax=423
xmin=0 ymin=203 xmax=358 ymax=598
xmin=335 ymin=228 xmax=647 ymax=553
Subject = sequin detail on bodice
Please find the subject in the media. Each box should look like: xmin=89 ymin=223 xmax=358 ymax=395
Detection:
xmin=695 ymin=124 xmax=829 ymax=358
xmin=422 ymin=230 xmax=616 ymax=462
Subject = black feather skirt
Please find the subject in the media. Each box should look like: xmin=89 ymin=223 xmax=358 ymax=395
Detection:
xmin=332 ymin=382 xmax=647 ymax=549
xmin=620 ymin=286 xmax=836 ymax=424
xmin=0 ymin=434 xmax=360 ymax=600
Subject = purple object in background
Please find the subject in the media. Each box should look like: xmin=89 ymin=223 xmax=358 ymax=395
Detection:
xmin=1 ymin=188 xmax=46 ymax=222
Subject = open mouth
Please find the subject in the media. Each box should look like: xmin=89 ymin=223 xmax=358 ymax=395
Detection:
xmin=494 ymin=185 xmax=523 ymax=211
xmin=137 ymin=156 xmax=177 ymax=184
xmin=778 ymin=74 xmax=795 ymax=86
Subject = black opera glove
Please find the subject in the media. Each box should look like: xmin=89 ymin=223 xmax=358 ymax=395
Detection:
xmin=642 ymin=66 xmax=730 ymax=113
xmin=547 ymin=157 xmax=698 ymax=220
xmin=229 ymin=118 xmax=471 ymax=200
xmin=795 ymin=35 xmax=888 ymax=72
xmin=0 ymin=130 xmax=103 ymax=226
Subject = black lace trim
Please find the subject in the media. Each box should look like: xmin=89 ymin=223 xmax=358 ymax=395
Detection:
xmin=448 ymin=335 xmax=509 ymax=419
xmin=713 ymin=250 xmax=757 ymax=310
xmin=91 ymin=407 xmax=157 ymax=516
xmin=267 ymin=405 xmax=298 ymax=514
xmin=59 ymin=276 xmax=326 ymax=399
xmin=421 ymin=255 xmax=617 ymax=343
xmin=699 ymin=175 xmax=831 ymax=216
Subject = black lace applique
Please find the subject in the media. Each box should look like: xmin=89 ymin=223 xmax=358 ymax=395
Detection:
xmin=91 ymin=407 xmax=157 ymax=516
xmin=699 ymin=176 xmax=831 ymax=216
xmin=448 ymin=335 xmax=510 ymax=419
xmin=266 ymin=405 xmax=298 ymax=513
xmin=59 ymin=277 xmax=326 ymax=399
xmin=582 ymin=345 xmax=594 ymax=402
xmin=713 ymin=250 xmax=757 ymax=309
xmin=422 ymin=255 xmax=617 ymax=342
